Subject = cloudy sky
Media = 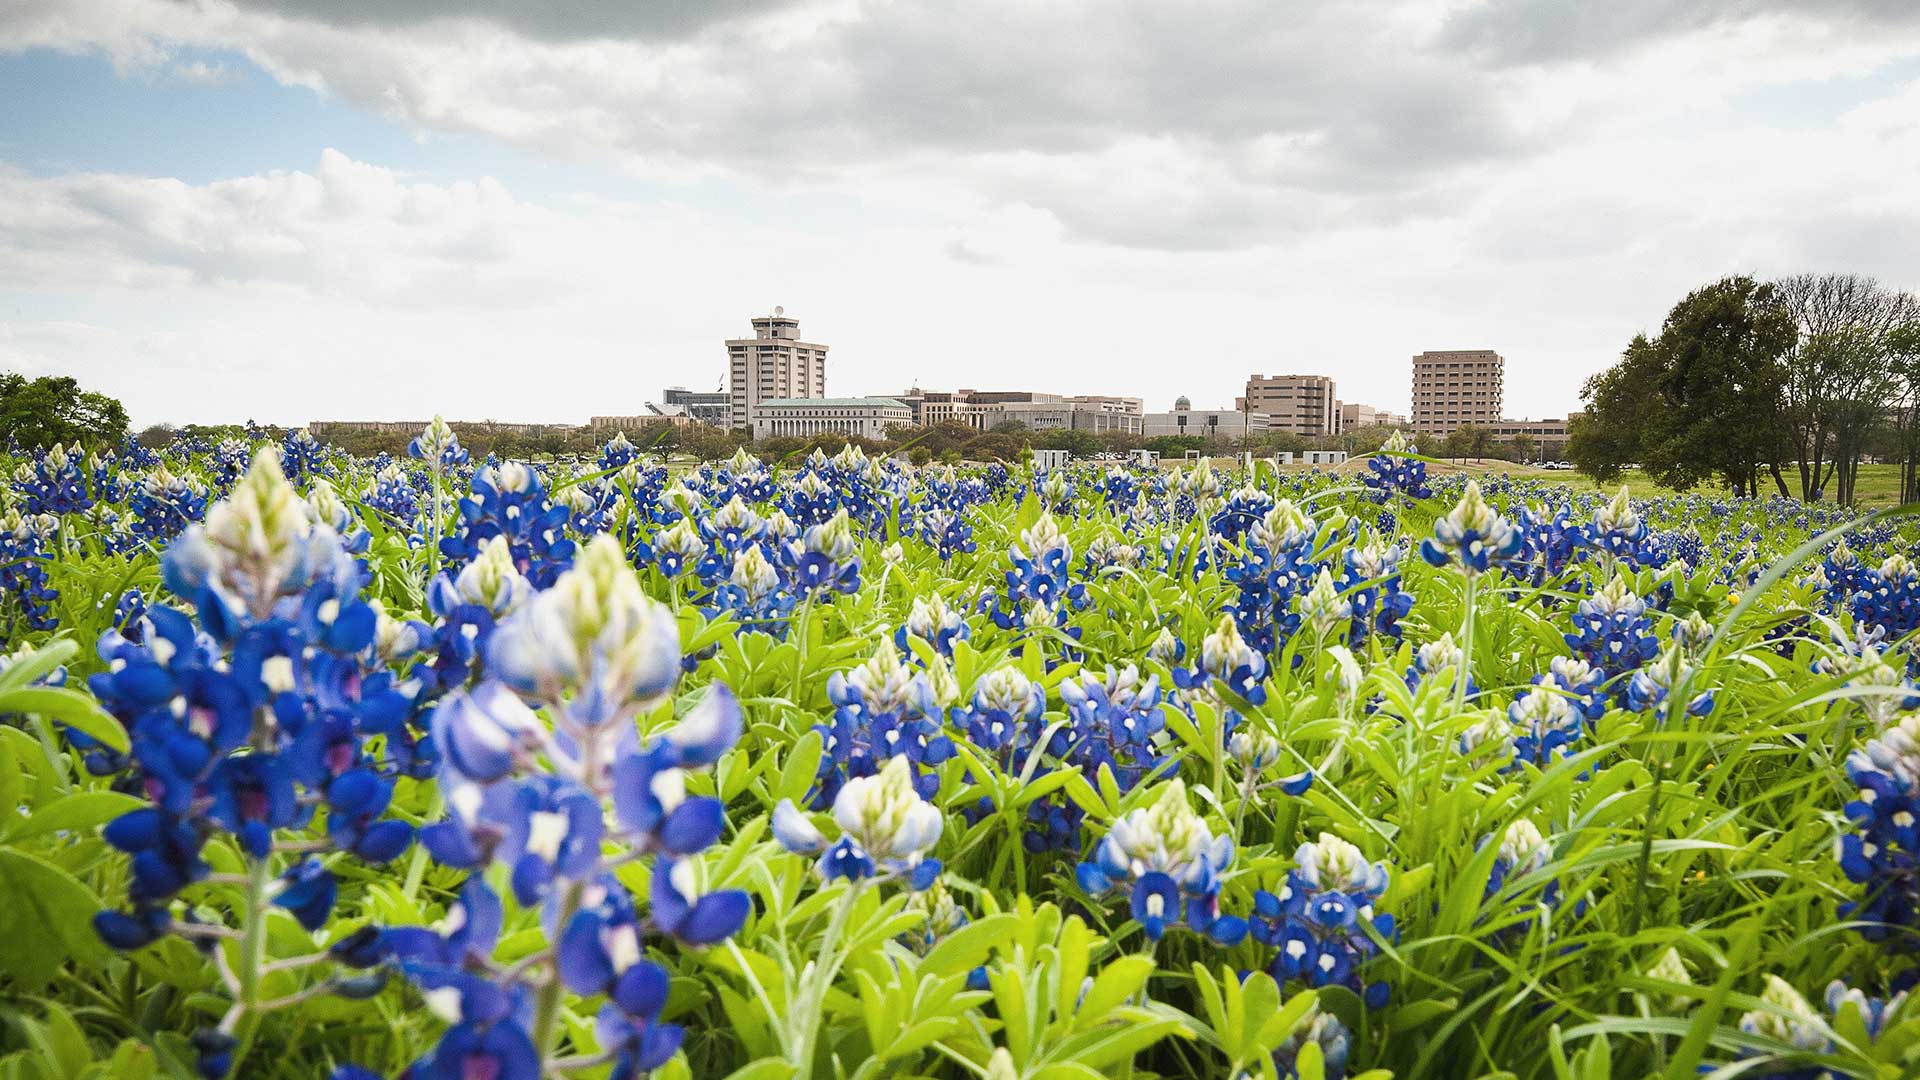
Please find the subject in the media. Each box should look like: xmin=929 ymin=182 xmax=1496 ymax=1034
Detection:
xmin=2 ymin=0 xmax=1918 ymax=428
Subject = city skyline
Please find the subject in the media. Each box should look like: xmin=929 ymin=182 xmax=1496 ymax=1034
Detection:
xmin=4 ymin=3 xmax=1920 ymax=428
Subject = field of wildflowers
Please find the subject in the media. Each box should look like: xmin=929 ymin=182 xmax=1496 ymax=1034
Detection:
xmin=0 ymin=424 xmax=1917 ymax=1079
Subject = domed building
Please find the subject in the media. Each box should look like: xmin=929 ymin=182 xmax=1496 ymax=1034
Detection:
xmin=1174 ymin=395 xmax=1191 ymax=411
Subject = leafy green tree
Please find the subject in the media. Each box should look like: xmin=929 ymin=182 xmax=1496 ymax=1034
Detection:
xmin=1572 ymin=277 xmax=1794 ymax=497
xmin=1775 ymin=274 xmax=1918 ymax=504
xmin=0 ymin=372 xmax=131 ymax=450
xmin=1570 ymin=334 xmax=1662 ymax=484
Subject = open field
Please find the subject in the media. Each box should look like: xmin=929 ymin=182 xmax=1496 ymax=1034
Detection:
xmin=1 ymin=434 xmax=1917 ymax=1079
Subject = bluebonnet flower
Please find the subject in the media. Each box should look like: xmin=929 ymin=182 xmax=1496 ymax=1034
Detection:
xmin=1297 ymin=568 xmax=1352 ymax=641
xmin=1061 ymin=663 xmax=1176 ymax=794
xmin=1075 ymin=780 xmax=1247 ymax=944
xmin=598 ymin=431 xmax=640 ymax=470
xmin=1035 ymin=468 xmax=1076 ymax=516
xmin=782 ymin=469 xmax=841 ymax=528
xmin=1250 ymin=832 xmax=1395 ymax=1008
xmin=86 ymin=451 xmax=425 ymax=1075
xmin=814 ymin=644 xmax=951 ymax=807
xmin=1174 ymin=614 xmax=1270 ymax=706
xmin=1563 ymin=574 xmax=1659 ymax=679
xmin=1210 ymin=484 xmax=1276 ymax=544
xmin=1362 ymin=431 xmax=1429 ymax=502
xmin=781 ymin=509 xmax=862 ymax=597
xmin=1816 ymin=538 xmax=1876 ymax=609
xmin=896 ymin=592 xmax=971 ymax=658
xmin=1812 ymin=627 xmax=1917 ymax=728
xmin=1082 ymin=532 xmax=1146 ymax=576
xmin=1624 ymin=645 xmax=1716 ymax=719
xmin=280 ymin=427 xmax=329 ymax=484
xmin=1269 ymin=1005 xmax=1352 ymax=1080
xmin=407 ymin=415 xmax=469 ymax=469
xmin=1459 ymin=683 xmax=1585 ymax=770
xmin=948 ymin=667 xmax=1083 ymax=850
xmin=1222 ymin=500 xmax=1321 ymax=656
xmin=1509 ymin=502 xmax=1587 ymax=587
xmin=1587 ymin=486 xmax=1650 ymax=566
xmin=774 ymin=755 xmax=944 ymax=887
xmin=1712 ymin=976 xmax=1909 ymax=1080
xmin=1854 ymin=553 xmax=1920 ymax=648
xmin=639 ymin=517 xmax=708 ymax=581
xmin=440 ymin=462 xmax=576 ymax=589
xmin=384 ymin=536 xmax=747 ymax=1077
xmin=0 ymin=508 xmax=60 ymax=633
xmin=697 ymin=496 xmax=768 ymax=581
xmin=365 ymin=463 xmax=421 ymax=525
xmin=706 ymin=544 xmax=798 ymax=636
xmin=128 ymin=462 xmax=210 ymax=544
xmin=1101 ymin=466 xmax=1140 ymax=511
xmin=306 ymin=478 xmax=371 ymax=554
xmin=720 ymin=447 xmax=777 ymax=504
xmin=1341 ymin=538 xmax=1413 ymax=646
xmin=1420 ymin=480 xmax=1522 ymax=575
xmin=1147 ymin=626 xmax=1187 ymax=667
xmin=917 ymin=506 xmax=977 ymax=561
xmin=15 ymin=443 xmax=94 ymax=514
xmin=1839 ymin=713 xmax=1920 ymax=943
xmin=983 ymin=512 xmax=1088 ymax=631
xmin=1478 ymin=818 xmax=1576 ymax=942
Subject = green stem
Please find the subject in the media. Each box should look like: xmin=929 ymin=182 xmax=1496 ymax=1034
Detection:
xmin=221 ymin=855 xmax=275 ymax=1075
xmin=1455 ymin=573 xmax=1478 ymax=713
xmin=790 ymin=881 xmax=863 ymax=1078
xmin=532 ymin=877 xmax=587 ymax=1063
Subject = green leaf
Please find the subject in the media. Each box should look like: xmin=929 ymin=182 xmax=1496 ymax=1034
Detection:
xmin=0 ymin=687 xmax=128 ymax=754
xmin=719 ymin=1058 xmax=797 ymax=1080
xmin=8 ymin=791 xmax=144 ymax=842
xmin=0 ymin=849 xmax=109 ymax=988
xmin=1075 ymin=955 xmax=1155 ymax=1023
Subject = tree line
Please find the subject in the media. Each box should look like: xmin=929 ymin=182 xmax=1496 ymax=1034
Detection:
xmin=1570 ymin=273 xmax=1920 ymax=504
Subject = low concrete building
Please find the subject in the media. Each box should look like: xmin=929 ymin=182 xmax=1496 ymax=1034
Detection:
xmin=1488 ymin=416 xmax=1577 ymax=459
xmin=1032 ymin=449 xmax=1071 ymax=471
xmin=1302 ymin=450 xmax=1349 ymax=465
xmin=750 ymin=397 xmax=912 ymax=441
xmin=1340 ymin=403 xmax=1408 ymax=429
xmin=1143 ymin=405 xmax=1266 ymax=440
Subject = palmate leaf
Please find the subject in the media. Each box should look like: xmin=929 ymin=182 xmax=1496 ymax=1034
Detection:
xmin=0 ymin=849 xmax=109 ymax=990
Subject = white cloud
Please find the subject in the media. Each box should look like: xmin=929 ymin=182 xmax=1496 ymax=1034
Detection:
xmin=0 ymin=0 xmax=1918 ymax=428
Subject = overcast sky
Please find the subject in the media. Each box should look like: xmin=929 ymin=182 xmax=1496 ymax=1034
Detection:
xmin=2 ymin=0 xmax=1918 ymax=428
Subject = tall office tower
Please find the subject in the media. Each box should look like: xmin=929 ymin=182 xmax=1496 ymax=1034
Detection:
xmin=727 ymin=307 xmax=828 ymax=429
xmin=1410 ymin=350 xmax=1504 ymax=437
xmin=1241 ymin=374 xmax=1339 ymax=436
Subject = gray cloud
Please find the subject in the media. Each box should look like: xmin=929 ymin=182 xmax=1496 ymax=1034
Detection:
xmin=1440 ymin=0 xmax=1920 ymax=64
xmin=7 ymin=0 xmax=1920 ymax=256
xmin=218 ymin=0 xmax=803 ymax=43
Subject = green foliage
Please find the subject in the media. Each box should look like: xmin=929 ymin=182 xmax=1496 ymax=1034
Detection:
xmin=0 ymin=372 xmax=131 ymax=450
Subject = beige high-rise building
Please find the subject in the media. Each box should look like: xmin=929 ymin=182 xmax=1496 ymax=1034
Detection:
xmin=1241 ymin=374 xmax=1339 ymax=436
xmin=1410 ymin=350 xmax=1504 ymax=437
xmin=727 ymin=308 xmax=828 ymax=430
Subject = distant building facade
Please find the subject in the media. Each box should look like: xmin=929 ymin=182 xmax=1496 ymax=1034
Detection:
xmin=1143 ymin=401 xmax=1267 ymax=440
xmin=662 ymin=386 xmax=730 ymax=426
xmin=1241 ymin=374 xmax=1339 ymax=436
xmin=896 ymin=388 xmax=1144 ymax=435
xmin=1339 ymin=403 xmax=1408 ymax=429
xmin=1488 ymin=415 xmax=1577 ymax=459
xmin=728 ymin=308 xmax=828 ymax=430
xmin=1411 ymin=350 xmax=1504 ymax=437
xmin=750 ymin=397 xmax=912 ymax=441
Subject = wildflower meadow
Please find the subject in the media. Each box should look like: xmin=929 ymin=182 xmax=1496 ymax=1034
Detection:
xmin=2 ymin=425 xmax=1918 ymax=1080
